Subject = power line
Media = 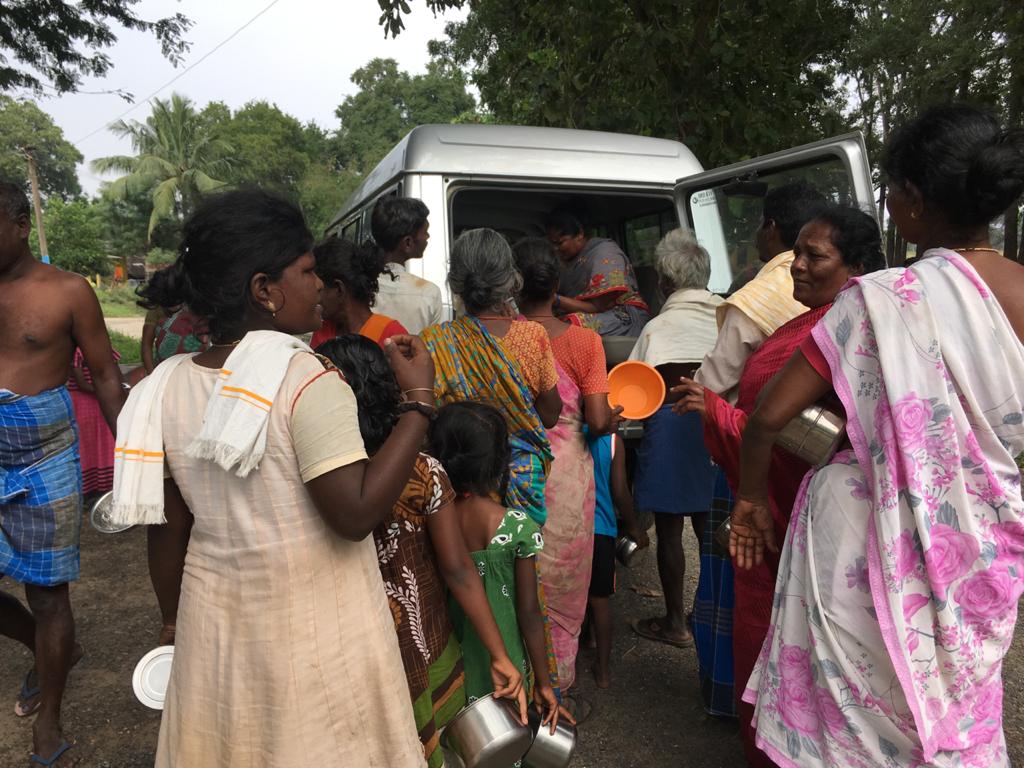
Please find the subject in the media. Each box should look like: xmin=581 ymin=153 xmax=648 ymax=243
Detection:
xmin=74 ymin=0 xmax=285 ymax=146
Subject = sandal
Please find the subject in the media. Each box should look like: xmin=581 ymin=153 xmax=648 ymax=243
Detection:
xmin=15 ymin=669 xmax=40 ymax=718
xmin=29 ymin=740 xmax=74 ymax=766
xmin=631 ymin=617 xmax=694 ymax=649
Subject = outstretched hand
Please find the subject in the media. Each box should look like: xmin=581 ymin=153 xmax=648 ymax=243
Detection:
xmin=670 ymin=377 xmax=706 ymax=419
xmin=729 ymin=497 xmax=778 ymax=569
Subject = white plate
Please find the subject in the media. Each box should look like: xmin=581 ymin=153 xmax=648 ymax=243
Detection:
xmin=89 ymin=492 xmax=133 ymax=534
xmin=133 ymin=646 xmax=174 ymax=710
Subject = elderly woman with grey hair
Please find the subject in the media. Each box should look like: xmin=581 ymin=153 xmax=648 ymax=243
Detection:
xmin=420 ymin=228 xmax=561 ymax=526
xmin=628 ymin=228 xmax=723 ymax=649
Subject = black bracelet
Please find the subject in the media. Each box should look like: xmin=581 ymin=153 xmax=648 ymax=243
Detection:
xmin=397 ymin=401 xmax=436 ymax=420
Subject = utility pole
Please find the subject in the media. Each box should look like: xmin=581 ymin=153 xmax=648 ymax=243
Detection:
xmin=20 ymin=146 xmax=49 ymax=264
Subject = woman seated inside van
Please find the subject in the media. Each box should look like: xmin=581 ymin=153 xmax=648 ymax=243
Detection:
xmin=544 ymin=208 xmax=650 ymax=337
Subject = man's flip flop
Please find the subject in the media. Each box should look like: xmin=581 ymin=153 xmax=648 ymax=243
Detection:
xmin=15 ymin=669 xmax=41 ymax=717
xmin=631 ymin=617 xmax=694 ymax=649
xmin=29 ymin=740 xmax=73 ymax=766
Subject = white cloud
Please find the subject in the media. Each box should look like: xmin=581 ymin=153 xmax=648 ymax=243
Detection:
xmin=17 ymin=0 xmax=463 ymax=194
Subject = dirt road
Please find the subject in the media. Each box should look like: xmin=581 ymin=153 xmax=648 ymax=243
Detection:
xmin=1 ymin=524 xmax=1021 ymax=766
xmin=104 ymin=317 xmax=145 ymax=340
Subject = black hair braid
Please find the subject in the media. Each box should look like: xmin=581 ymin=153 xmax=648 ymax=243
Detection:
xmin=314 ymin=335 xmax=401 ymax=453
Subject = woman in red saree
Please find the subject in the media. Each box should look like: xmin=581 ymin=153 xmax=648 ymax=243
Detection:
xmin=674 ymin=205 xmax=885 ymax=767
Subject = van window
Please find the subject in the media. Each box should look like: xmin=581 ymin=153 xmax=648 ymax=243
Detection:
xmin=448 ymin=186 xmax=679 ymax=312
xmin=341 ymin=218 xmax=360 ymax=242
xmin=687 ymin=156 xmax=855 ymax=293
xmin=622 ymin=209 xmax=677 ymax=314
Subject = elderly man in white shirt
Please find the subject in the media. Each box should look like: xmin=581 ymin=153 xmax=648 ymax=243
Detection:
xmin=628 ymin=228 xmax=722 ymax=649
xmin=370 ymin=197 xmax=444 ymax=334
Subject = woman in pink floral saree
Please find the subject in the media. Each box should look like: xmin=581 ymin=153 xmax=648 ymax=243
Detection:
xmin=733 ymin=105 xmax=1024 ymax=767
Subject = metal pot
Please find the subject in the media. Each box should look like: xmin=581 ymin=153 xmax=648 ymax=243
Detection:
xmin=89 ymin=491 xmax=133 ymax=534
xmin=713 ymin=517 xmax=731 ymax=556
xmin=523 ymin=708 xmax=577 ymax=768
xmin=615 ymin=535 xmax=639 ymax=567
xmin=776 ymin=405 xmax=846 ymax=468
xmin=442 ymin=694 xmax=532 ymax=768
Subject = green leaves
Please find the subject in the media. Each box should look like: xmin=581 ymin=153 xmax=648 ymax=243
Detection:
xmin=91 ymin=93 xmax=230 ymax=236
xmin=0 ymin=0 xmax=191 ymax=94
xmin=0 ymin=95 xmax=82 ymax=198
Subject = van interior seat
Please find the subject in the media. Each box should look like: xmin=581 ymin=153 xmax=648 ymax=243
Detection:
xmin=602 ymin=336 xmax=639 ymax=368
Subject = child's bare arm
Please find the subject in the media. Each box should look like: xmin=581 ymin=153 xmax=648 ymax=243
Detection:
xmin=610 ymin=433 xmax=649 ymax=547
xmin=514 ymin=557 xmax=574 ymax=730
xmin=427 ymin=504 xmax=525 ymax=718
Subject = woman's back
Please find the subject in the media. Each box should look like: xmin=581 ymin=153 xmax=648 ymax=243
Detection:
xmin=156 ymin=353 xmax=424 ymax=768
xmin=964 ymin=251 xmax=1024 ymax=341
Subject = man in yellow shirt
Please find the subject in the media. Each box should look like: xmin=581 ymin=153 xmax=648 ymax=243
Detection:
xmin=695 ymin=182 xmax=827 ymax=402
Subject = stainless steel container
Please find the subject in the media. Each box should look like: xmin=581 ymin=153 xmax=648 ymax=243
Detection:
xmin=523 ymin=709 xmax=577 ymax=768
xmin=442 ymin=694 xmax=532 ymax=768
xmin=713 ymin=517 xmax=731 ymax=556
xmin=89 ymin=491 xmax=134 ymax=534
xmin=615 ymin=535 xmax=639 ymax=567
xmin=776 ymin=405 xmax=846 ymax=468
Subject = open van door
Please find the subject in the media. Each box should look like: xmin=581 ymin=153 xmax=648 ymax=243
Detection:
xmin=674 ymin=132 xmax=875 ymax=294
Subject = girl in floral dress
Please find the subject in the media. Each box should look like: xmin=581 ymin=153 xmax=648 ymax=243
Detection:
xmin=429 ymin=401 xmax=572 ymax=734
xmin=317 ymin=335 xmax=527 ymax=766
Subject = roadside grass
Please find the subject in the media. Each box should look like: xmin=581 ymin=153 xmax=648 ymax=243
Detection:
xmin=109 ymin=329 xmax=142 ymax=365
xmin=96 ymin=283 xmax=145 ymax=318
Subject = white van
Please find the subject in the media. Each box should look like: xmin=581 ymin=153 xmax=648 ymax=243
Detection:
xmin=326 ymin=124 xmax=875 ymax=324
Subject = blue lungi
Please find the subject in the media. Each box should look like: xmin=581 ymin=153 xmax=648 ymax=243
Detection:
xmin=633 ymin=405 xmax=715 ymax=514
xmin=0 ymin=386 xmax=82 ymax=585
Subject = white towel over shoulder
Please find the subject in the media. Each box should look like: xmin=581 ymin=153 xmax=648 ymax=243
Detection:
xmin=111 ymin=330 xmax=312 ymax=526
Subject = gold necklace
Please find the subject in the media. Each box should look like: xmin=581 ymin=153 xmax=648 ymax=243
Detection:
xmin=951 ymin=247 xmax=1002 ymax=256
xmin=210 ymin=339 xmax=243 ymax=348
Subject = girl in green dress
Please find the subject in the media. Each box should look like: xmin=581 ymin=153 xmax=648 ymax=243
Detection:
xmin=318 ymin=336 xmax=528 ymax=767
xmin=429 ymin=401 xmax=573 ymax=733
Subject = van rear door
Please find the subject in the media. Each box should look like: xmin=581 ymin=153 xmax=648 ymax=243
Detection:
xmin=673 ymin=133 xmax=875 ymax=293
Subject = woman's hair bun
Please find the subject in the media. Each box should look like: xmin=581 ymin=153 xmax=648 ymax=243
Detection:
xmin=965 ymin=128 xmax=1024 ymax=224
xmin=136 ymin=256 xmax=197 ymax=311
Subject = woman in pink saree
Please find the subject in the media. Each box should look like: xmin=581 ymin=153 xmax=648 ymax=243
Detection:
xmin=733 ymin=104 xmax=1024 ymax=767
xmin=513 ymin=238 xmax=614 ymax=696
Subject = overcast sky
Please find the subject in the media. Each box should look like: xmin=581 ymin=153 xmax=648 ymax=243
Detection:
xmin=16 ymin=0 xmax=463 ymax=194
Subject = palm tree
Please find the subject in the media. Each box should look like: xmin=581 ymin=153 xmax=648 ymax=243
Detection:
xmin=92 ymin=93 xmax=232 ymax=236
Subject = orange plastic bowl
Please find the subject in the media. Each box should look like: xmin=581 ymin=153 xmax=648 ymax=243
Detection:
xmin=607 ymin=361 xmax=665 ymax=420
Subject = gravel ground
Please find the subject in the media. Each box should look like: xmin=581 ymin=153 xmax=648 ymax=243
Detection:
xmin=1 ymin=521 xmax=1021 ymax=766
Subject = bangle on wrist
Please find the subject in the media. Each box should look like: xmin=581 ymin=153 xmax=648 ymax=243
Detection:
xmin=402 ymin=387 xmax=434 ymax=396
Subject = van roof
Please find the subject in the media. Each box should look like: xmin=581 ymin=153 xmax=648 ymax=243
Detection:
xmin=331 ymin=124 xmax=703 ymax=228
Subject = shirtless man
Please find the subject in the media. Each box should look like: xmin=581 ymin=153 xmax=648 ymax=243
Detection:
xmin=0 ymin=181 xmax=124 ymax=766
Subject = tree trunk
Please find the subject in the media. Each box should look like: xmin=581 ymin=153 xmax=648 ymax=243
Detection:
xmin=1006 ymin=200 xmax=1021 ymax=262
xmin=1005 ymin=0 xmax=1023 ymax=261
xmin=885 ymin=216 xmax=897 ymax=265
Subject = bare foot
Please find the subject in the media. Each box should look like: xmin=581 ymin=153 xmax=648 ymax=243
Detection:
xmin=591 ymin=664 xmax=611 ymax=689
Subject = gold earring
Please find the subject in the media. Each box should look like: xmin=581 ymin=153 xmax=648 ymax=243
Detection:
xmin=266 ymin=302 xmax=277 ymax=312
xmin=910 ymin=212 xmax=918 ymax=220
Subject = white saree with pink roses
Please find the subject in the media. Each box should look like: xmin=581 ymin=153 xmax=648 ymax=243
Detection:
xmin=744 ymin=250 xmax=1024 ymax=768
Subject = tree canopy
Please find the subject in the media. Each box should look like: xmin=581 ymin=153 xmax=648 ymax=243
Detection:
xmin=334 ymin=58 xmax=477 ymax=173
xmin=0 ymin=0 xmax=190 ymax=94
xmin=0 ymin=95 xmax=83 ymax=198
xmin=28 ymin=198 xmax=109 ymax=275
xmin=92 ymin=93 xmax=231 ymax=235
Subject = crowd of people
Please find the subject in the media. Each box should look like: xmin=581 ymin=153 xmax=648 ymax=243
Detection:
xmin=0 ymin=102 xmax=1022 ymax=768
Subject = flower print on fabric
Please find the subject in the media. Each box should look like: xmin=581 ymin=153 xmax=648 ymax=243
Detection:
xmin=743 ymin=251 xmax=1024 ymax=768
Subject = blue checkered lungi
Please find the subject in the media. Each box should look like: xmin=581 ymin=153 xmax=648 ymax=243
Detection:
xmin=692 ymin=467 xmax=736 ymax=717
xmin=0 ymin=386 xmax=82 ymax=585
